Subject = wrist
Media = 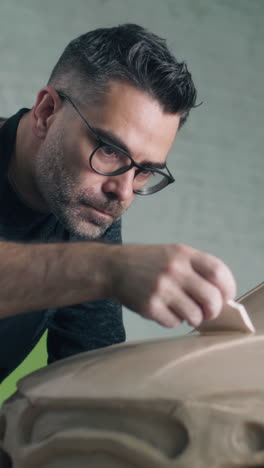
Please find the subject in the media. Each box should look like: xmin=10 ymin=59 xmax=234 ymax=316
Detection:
xmin=101 ymin=244 xmax=123 ymax=301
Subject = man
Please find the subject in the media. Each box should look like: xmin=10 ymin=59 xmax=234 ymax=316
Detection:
xmin=0 ymin=24 xmax=236 ymax=384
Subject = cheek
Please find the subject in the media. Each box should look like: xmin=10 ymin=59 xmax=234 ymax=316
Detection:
xmin=69 ymin=139 xmax=109 ymax=190
xmin=76 ymin=166 xmax=109 ymax=195
xmin=77 ymin=133 xmax=99 ymax=170
xmin=61 ymin=128 xmax=92 ymax=170
xmin=58 ymin=138 xmax=94 ymax=185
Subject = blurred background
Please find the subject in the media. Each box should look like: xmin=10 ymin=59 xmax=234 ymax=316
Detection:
xmin=0 ymin=0 xmax=263 ymax=403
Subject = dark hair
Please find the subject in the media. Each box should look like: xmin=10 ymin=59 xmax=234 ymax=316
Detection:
xmin=48 ymin=23 xmax=198 ymax=128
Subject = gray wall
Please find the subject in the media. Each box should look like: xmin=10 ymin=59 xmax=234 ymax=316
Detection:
xmin=1 ymin=0 xmax=263 ymax=341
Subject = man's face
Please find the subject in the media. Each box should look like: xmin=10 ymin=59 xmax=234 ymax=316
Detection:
xmin=34 ymin=82 xmax=180 ymax=239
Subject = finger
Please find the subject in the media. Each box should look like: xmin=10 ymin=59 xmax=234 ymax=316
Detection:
xmin=144 ymin=295 xmax=183 ymax=328
xmin=168 ymin=288 xmax=204 ymax=328
xmin=190 ymin=251 xmax=237 ymax=301
xmin=183 ymin=271 xmax=223 ymax=321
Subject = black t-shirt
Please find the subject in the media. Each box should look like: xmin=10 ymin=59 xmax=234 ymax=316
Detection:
xmin=0 ymin=109 xmax=125 ymax=383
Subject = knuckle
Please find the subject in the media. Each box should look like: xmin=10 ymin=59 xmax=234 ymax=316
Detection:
xmin=143 ymin=295 xmax=160 ymax=321
xmin=229 ymin=277 xmax=237 ymax=299
xmin=174 ymin=242 xmax=186 ymax=254
xmin=203 ymin=255 xmax=236 ymax=300
xmin=222 ymin=271 xmax=237 ymax=300
xmin=188 ymin=307 xmax=203 ymax=327
xmin=167 ymin=258 xmax=189 ymax=278
xmin=145 ymin=298 xmax=176 ymax=328
xmin=177 ymin=300 xmax=202 ymax=327
xmin=206 ymin=260 xmax=224 ymax=284
xmin=168 ymin=260 xmax=182 ymax=276
xmin=174 ymin=243 xmax=191 ymax=259
xmin=154 ymin=274 xmax=169 ymax=296
xmin=165 ymin=244 xmax=192 ymax=276
xmin=202 ymin=292 xmax=222 ymax=319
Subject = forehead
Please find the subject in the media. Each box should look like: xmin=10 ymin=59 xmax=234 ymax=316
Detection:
xmin=84 ymin=81 xmax=180 ymax=163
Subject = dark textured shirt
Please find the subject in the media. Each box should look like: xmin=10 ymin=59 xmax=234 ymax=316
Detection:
xmin=0 ymin=109 xmax=125 ymax=384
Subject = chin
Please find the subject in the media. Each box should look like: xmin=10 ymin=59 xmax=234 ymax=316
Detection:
xmin=68 ymin=219 xmax=110 ymax=240
xmin=54 ymin=205 xmax=112 ymax=240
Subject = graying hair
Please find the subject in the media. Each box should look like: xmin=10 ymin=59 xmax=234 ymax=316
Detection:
xmin=48 ymin=23 xmax=198 ymax=128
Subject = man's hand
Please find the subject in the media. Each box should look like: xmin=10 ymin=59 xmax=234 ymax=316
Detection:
xmin=0 ymin=241 xmax=236 ymax=325
xmin=109 ymin=243 xmax=236 ymax=328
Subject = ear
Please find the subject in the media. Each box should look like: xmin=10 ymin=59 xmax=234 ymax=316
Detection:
xmin=31 ymin=86 xmax=62 ymax=139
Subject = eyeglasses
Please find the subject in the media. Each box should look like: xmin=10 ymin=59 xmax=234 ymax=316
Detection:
xmin=56 ymin=90 xmax=175 ymax=195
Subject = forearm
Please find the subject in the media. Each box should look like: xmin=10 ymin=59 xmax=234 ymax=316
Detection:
xmin=0 ymin=241 xmax=115 ymax=318
xmin=0 ymin=240 xmax=237 ymax=328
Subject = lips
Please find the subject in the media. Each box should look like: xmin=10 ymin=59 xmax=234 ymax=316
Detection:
xmin=81 ymin=200 xmax=120 ymax=218
xmin=94 ymin=207 xmax=112 ymax=217
xmin=88 ymin=204 xmax=113 ymax=218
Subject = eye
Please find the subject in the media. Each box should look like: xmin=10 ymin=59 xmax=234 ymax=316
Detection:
xmin=137 ymin=168 xmax=153 ymax=179
xmin=100 ymin=145 xmax=118 ymax=158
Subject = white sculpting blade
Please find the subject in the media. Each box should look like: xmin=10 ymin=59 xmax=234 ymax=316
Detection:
xmin=197 ymin=300 xmax=256 ymax=334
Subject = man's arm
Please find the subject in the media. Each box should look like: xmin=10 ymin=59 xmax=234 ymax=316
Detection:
xmin=0 ymin=241 xmax=113 ymax=317
xmin=0 ymin=241 xmax=236 ymax=328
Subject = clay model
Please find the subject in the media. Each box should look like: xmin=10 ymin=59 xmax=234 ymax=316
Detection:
xmin=0 ymin=283 xmax=264 ymax=468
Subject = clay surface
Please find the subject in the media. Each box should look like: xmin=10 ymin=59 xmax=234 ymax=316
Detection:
xmin=0 ymin=283 xmax=264 ymax=468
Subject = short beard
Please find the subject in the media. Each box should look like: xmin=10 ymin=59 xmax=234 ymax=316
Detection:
xmin=33 ymin=126 xmax=120 ymax=240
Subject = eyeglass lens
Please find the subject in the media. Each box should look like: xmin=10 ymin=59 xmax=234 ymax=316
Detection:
xmin=91 ymin=146 xmax=168 ymax=194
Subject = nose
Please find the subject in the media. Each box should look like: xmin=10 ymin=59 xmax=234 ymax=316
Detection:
xmin=102 ymin=170 xmax=135 ymax=201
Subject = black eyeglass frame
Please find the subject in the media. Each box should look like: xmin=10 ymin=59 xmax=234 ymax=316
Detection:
xmin=56 ymin=90 xmax=175 ymax=195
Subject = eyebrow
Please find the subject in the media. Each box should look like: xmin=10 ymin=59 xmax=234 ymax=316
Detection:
xmin=91 ymin=127 xmax=167 ymax=170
